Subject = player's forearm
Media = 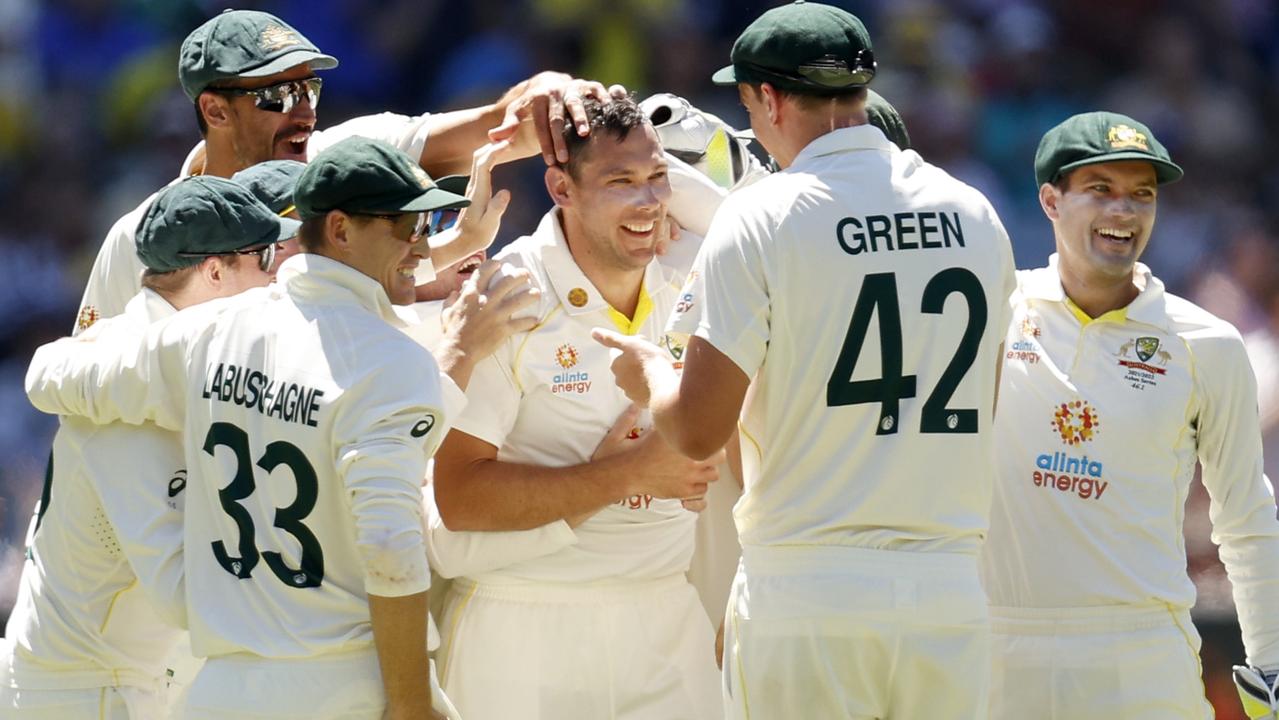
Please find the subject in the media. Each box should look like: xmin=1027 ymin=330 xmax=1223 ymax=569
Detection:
xmin=653 ymin=336 xmax=749 ymax=461
xmin=418 ymin=105 xmax=504 ymax=178
xmin=368 ymin=590 xmax=435 ymax=718
xmin=649 ymin=363 xmax=726 ymax=462
xmin=433 ymin=454 xmax=634 ymax=531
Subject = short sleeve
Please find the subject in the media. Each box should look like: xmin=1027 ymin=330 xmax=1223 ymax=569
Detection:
xmin=693 ymin=193 xmax=772 ymax=379
xmin=451 ymin=349 xmax=522 ymax=450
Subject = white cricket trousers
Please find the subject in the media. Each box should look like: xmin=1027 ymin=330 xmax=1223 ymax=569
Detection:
xmin=989 ymin=603 xmax=1214 ymax=719
xmin=181 ymin=646 xmax=459 ymax=719
xmin=723 ymin=545 xmax=990 ymax=720
xmin=0 ymin=684 xmax=164 ymax=719
xmin=437 ymin=573 xmax=722 ymax=720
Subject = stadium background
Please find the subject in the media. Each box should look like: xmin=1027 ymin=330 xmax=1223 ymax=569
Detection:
xmin=0 ymin=1 xmax=1276 ymax=716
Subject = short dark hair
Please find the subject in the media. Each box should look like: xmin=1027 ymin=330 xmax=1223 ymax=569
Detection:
xmin=746 ymin=82 xmax=866 ymax=111
xmin=297 ymin=216 xmax=327 ymax=253
xmin=140 ymin=254 xmax=242 ymax=294
xmin=560 ymin=95 xmax=649 ymax=179
xmin=195 ymin=101 xmax=209 ymax=137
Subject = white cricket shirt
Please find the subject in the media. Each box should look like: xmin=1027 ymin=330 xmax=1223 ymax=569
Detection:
xmin=690 ymin=125 xmax=1016 ymax=553
xmin=3 ymin=289 xmax=186 ymax=691
xmin=28 ymin=254 xmax=456 ymax=660
xmin=981 ymin=256 xmax=1279 ymax=668
xmin=446 ymin=209 xmax=698 ymax=584
xmin=73 ymin=112 xmax=435 ymax=334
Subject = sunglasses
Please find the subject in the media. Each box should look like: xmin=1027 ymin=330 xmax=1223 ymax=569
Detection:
xmin=177 ymin=242 xmax=277 ymax=273
xmin=211 ymin=77 xmax=323 ymax=114
xmin=357 ymin=210 xmax=454 ymax=239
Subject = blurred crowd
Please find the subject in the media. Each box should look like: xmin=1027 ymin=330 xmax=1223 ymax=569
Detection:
xmin=1 ymin=0 xmax=1276 ymax=715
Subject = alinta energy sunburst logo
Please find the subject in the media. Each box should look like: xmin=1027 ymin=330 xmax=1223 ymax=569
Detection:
xmin=1052 ymin=400 xmax=1100 ymax=445
xmin=554 ymin=343 xmax=579 ymax=370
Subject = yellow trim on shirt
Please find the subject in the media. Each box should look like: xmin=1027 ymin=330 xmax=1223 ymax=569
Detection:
xmin=738 ymin=421 xmax=763 ymax=465
xmin=1064 ymin=297 xmax=1127 ymax=327
xmin=512 ymin=305 xmax=563 ymax=394
xmin=98 ymin=578 xmax=138 ymax=634
xmin=605 ymin=283 xmax=653 ymax=336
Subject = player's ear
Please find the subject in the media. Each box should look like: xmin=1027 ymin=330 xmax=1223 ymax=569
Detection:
xmin=198 ymin=92 xmax=232 ymax=130
xmin=1039 ymin=182 xmax=1061 ymax=221
xmin=545 ymin=165 xmax=572 ymax=209
xmin=759 ymin=82 xmax=783 ymax=126
xmin=327 ymin=211 xmax=350 ymax=253
xmin=200 ymin=255 xmax=225 ymax=287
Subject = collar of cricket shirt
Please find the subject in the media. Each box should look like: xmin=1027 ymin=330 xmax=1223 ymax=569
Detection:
xmin=1022 ymin=253 xmax=1173 ymax=331
xmin=276 ymin=253 xmax=415 ymax=328
xmin=790 ymin=124 xmax=896 ymax=168
xmin=536 ymin=208 xmax=666 ymax=328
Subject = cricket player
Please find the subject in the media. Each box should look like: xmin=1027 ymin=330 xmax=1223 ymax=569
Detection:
xmin=645 ymin=89 xmax=913 ymax=629
xmin=25 ymin=137 xmax=509 ymax=719
xmin=230 ymin=159 xmax=307 ymax=272
xmin=1 ymin=176 xmax=293 ymax=719
xmin=75 ymin=8 xmax=622 ymax=333
xmin=981 ymin=111 xmax=1279 ymax=719
xmin=430 ymin=96 xmax=722 ymax=720
xmin=596 ymin=3 xmax=1017 ymax=717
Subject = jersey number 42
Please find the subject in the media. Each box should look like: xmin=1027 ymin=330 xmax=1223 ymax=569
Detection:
xmin=827 ymin=268 xmax=987 ymax=435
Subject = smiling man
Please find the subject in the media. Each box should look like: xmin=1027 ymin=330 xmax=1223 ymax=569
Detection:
xmin=982 ymin=111 xmax=1279 ymax=719
xmin=430 ymin=97 xmax=722 ymax=720
xmin=74 ymin=9 xmax=620 ymax=334
xmin=24 ymin=137 xmax=515 ymax=720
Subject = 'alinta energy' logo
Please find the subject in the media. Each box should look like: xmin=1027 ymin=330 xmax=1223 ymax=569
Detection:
xmin=554 ymin=343 xmax=578 ymax=369
xmin=1033 ymin=399 xmax=1108 ymax=501
xmin=1051 ymin=400 xmax=1099 ymax=445
xmin=551 ymin=343 xmax=590 ymax=394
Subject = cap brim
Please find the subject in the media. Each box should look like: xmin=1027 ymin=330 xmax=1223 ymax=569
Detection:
xmin=433 ymin=175 xmax=470 ymax=196
xmin=1057 ymin=152 xmax=1184 ymax=185
xmin=393 ymin=187 xmax=471 ymax=213
xmin=711 ymin=65 xmax=739 ymax=86
xmin=239 ymin=50 xmax=339 ymax=78
xmin=277 ymin=217 xmax=302 ymax=241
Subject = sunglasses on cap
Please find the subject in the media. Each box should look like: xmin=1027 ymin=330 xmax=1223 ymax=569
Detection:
xmin=356 ymin=210 xmax=455 ymax=240
xmin=210 ymin=77 xmax=323 ymax=114
xmin=177 ymin=242 xmax=277 ymax=273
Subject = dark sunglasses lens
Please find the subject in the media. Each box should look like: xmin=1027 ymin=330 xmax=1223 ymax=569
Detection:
xmin=434 ymin=209 xmax=461 ymax=234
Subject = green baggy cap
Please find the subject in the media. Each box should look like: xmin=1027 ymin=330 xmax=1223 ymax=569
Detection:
xmin=712 ymin=1 xmax=876 ymax=93
xmin=866 ymin=90 xmax=910 ymax=150
xmin=137 ymin=176 xmax=300 ymax=272
xmin=231 ymin=160 xmax=307 ymax=216
xmin=294 ymin=137 xmax=470 ymax=219
xmin=179 ymin=10 xmax=338 ymax=101
xmin=1035 ymin=111 xmax=1183 ymax=186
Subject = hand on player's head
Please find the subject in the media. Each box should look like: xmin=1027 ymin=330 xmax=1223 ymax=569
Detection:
xmin=488 ymin=72 xmax=629 ymax=165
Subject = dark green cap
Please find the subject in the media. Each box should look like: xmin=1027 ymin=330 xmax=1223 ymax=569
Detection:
xmin=231 ymin=160 xmax=306 ymax=216
xmin=179 ymin=10 xmax=338 ymax=101
xmin=866 ymin=89 xmax=910 ymax=150
xmin=433 ymin=175 xmax=470 ymax=196
xmin=137 ymin=176 xmax=300 ymax=272
xmin=712 ymin=1 xmax=876 ymax=93
xmin=293 ymin=137 xmax=470 ymax=219
xmin=1035 ymin=111 xmax=1183 ymax=186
